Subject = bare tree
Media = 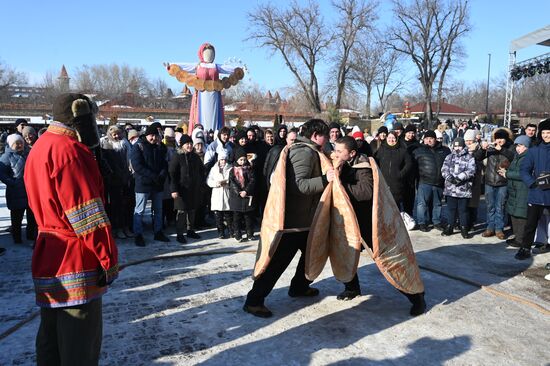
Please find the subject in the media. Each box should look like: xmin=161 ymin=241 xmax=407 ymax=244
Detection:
xmin=0 ymin=60 xmax=27 ymax=102
xmin=247 ymin=1 xmax=332 ymax=112
xmin=374 ymin=46 xmax=405 ymax=113
xmin=73 ymin=63 xmax=149 ymax=99
xmin=387 ymin=0 xmax=470 ymax=128
xmin=332 ymin=0 xmax=378 ymax=109
xmin=348 ymin=35 xmax=381 ymax=116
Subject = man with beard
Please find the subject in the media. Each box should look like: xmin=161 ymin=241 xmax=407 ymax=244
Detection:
xmin=100 ymin=125 xmax=133 ymax=239
xmin=24 ymin=93 xmax=119 ymax=365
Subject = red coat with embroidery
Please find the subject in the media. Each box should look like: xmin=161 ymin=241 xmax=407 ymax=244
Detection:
xmin=24 ymin=122 xmax=118 ymax=308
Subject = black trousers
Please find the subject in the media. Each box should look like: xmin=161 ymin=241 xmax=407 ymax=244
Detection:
xmin=11 ymin=207 xmax=37 ymax=242
xmin=521 ymin=204 xmax=550 ymax=249
xmin=245 ymin=231 xmax=312 ymax=306
xmin=233 ymin=211 xmax=254 ymax=238
xmin=510 ymin=216 xmax=527 ymax=244
xmin=36 ymin=298 xmax=102 ymax=366
xmin=214 ymin=211 xmax=233 ymax=234
xmin=402 ymin=184 xmax=416 ymax=216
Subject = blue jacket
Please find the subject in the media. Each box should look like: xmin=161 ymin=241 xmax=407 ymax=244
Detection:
xmin=520 ymin=142 xmax=550 ymax=206
xmin=0 ymin=148 xmax=29 ymax=210
xmin=130 ymin=137 xmax=168 ymax=193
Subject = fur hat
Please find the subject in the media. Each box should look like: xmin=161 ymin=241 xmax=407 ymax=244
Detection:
xmin=236 ymin=129 xmax=247 ymax=141
xmin=404 ymin=124 xmax=416 ymax=133
xmin=107 ymin=125 xmax=122 ymax=136
xmin=514 ymin=135 xmax=531 ymax=148
xmin=7 ymin=133 xmax=24 ymax=148
xmin=179 ymin=134 xmax=192 ymax=146
xmin=234 ymin=147 xmax=247 ymax=161
xmin=423 ymin=130 xmax=437 ymax=139
xmin=53 ymin=93 xmax=97 ymax=123
xmin=463 ymin=129 xmax=478 ymax=141
xmin=352 ymin=131 xmax=364 ymax=140
xmin=493 ymin=129 xmax=509 ymax=140
xmin=377 ymin=126 xmax=389 ymax=135
xmin=538 ymin=118 xmax=550 ymax=133
xmin=22 ymin=126 xmax=36 ymax=138
xmin=145 ymin=124 xmax=159 ymax=136
xmin=127 ymin=129 xmax=139 ymax=140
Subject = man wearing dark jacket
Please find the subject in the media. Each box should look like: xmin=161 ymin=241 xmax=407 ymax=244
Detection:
xmin=402 ymin=124 xmax=421 ymax=216
xmin=413 ymin=130 xmax=451 ymax=232
xmin=477 ymin=128 xmax=515 ymax=239
xmin=131 ymin=125 xmax=170 ymax=246
xmin=244 ymin=119 xmax=334 ymax=318
xmin=516 ymin=119 xmax=550 ymax=259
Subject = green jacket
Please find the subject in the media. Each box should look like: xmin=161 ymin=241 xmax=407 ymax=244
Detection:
xmin=284 ymin=137 xmax=328 ymax=228
xmin=506 ymin=151 xmax=528 ymax=218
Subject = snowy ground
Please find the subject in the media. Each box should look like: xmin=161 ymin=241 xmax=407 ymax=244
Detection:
xmin=0 ymin=184 xmax=549 ymax=366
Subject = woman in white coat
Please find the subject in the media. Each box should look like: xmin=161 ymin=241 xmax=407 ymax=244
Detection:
xmin=207 ymin=151 xmax=233 ymax=239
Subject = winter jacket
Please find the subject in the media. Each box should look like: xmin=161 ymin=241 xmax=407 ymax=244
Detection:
xmin=374 ymin=142 xmax=412 ymax=203
xmin=467 ymin=144 xmax=484 ymax=208
xmin=100 ymin=137 xmax=130 ymax=188
xmin=130 ymin=136 xmax=168 ymax=193
xmin=413 ymin=143 xmax=451 ymax=187
xmin=506 ymin=151 xmax=529 ymax=218
xmin=207 ymin=162 xmax=232 ymax=211
xmin=520 ymin=142 xmax=550 ymax=206
xmin=340 ymin=153 xmax=373 ymax=244
xmin=204 ymin=137 xmax=233 ymax=170
xmin=441 ymin=147 xmax=476 ymax=198
xmin=263 ymin=144 xmax=284 ymax=189
xmin=477 ymin=143 xmax=515 ymax=187
xmin=169 ymin=149 xmax=205 ymax=211
xmin=228 ymin=163 xmax=256 ymax=212
xmin=285 ymin=137 xmax=328 ymax=228
xmin=0 ymin=148 xmax=29 ymax=210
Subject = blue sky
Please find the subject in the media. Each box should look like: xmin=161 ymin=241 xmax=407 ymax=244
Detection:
xmin=1 ymin=0 xmax=548 ymax=97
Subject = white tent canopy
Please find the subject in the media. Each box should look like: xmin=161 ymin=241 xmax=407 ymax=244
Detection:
xmin=510 ymin=25 xmax=550 ymax=52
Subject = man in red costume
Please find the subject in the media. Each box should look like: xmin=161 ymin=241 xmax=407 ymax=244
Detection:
xmin=25 ymin=93 xmax=119 ymax=366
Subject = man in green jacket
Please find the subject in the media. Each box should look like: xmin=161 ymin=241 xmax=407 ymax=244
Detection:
xmin=244 ymin=119 xmax=335 ymax=318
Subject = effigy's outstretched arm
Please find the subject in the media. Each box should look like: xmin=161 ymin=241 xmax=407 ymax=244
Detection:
xmin=170 ymin=62 xmax=197 ymax=73
xmin=217 ymin=64 xmax=239 ymax=75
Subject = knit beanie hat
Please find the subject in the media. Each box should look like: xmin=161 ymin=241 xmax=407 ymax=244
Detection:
xmin=404 ymin=124 xmax=416 ymax=133
xmin=127 ymin=129 xmax=139 ymax=140
xmin=463 ymin=129 xmax=478 ymax=141
xmin=423 ymin=130 xmax=437 ymax=139
xmin=328 ymin=122 xmax=341 ymax=131
xmin=514 ymin=135 xmax=531 ymax=148
xmin=218 ymin=150 xmax=228 ymax=161
xmin=14 ymin=118 xmax=28 ymax=128
xmin=22 ymin=126 xmax=36 ymax=138
xmin=236 ymin=129 xmax=247 ymax=141
xmin=234 ymin=147 xmax=247 ymax=161
xmin=164 ymin=127 xmax=175 ymax=138
xmin=145 ymin=124 xmax=159 ymax=136
xmin=452 ymin=137 xmax=465 ymax=148
xmin=377 ymin=126 xmax=389 ymax=135
xmin=352 ymin=131 xmax=364 ymax=140
xmin=7 ymin=133 xmax=24 ymax=148
xmin=193 ymin=135 xmax=205 ymax=146
xmin=179 ymin=134 xmax=192 ymax=146
xmin=393 ymin=122 xmax=404 ymax=131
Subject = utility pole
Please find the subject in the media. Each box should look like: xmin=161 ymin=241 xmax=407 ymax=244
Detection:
xmin=486 ymin=53 xmax=491 ymax=123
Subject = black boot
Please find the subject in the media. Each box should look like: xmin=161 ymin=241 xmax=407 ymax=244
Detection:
xmin=402 ymin=292 xmax=426 ymax=316
xmin=177 ymin=234 xmax=187 ymax=244
xmin=460 ymin=226 xmax=472 ymax=239
xmin=440 ymin=225 xmax=453 ymax=236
